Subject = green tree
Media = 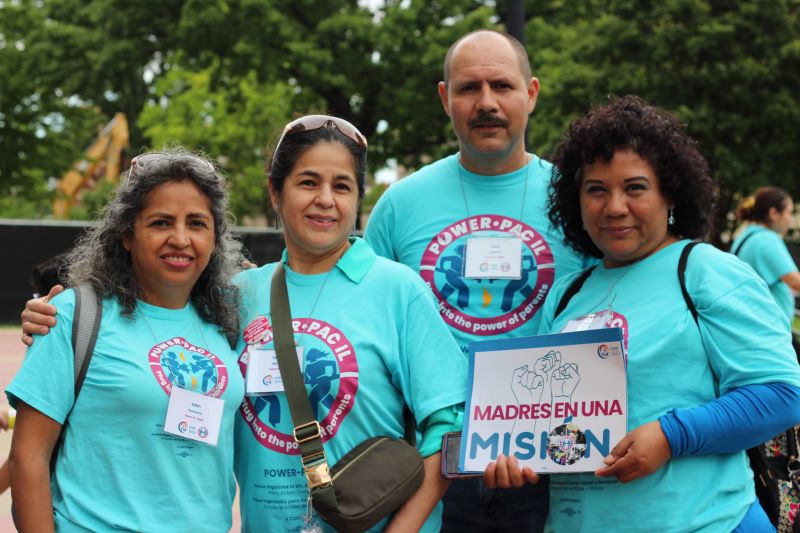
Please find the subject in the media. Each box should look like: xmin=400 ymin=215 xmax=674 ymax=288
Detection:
xmin=370 ymin=0 xmax=496 ymax=170
xmin=5 ymin=0 xmax=799 ymax=233
xmin=524 ymin=0 xmax=800 ymax=243
xmin=138 ymin=63 xmax=303 ymax=221
xmin=0 ymin=1 xmax=104 ymax=218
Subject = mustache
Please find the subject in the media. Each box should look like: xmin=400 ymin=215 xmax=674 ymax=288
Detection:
xmin=468 ymin=113 xmax=509 ymax=128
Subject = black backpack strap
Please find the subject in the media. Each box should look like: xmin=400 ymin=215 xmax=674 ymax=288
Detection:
xmin=554 ymin=265 xmax=597 ymax=320
xmin=731 ymin=231 xmax=757 ymax=256
xmin=51 ymin=284 xmax=102 ymax=472
xmin=557 ymin=245 xmax=699 ymax=325
xmin=678 ymin=242 xmax=701 ymax=326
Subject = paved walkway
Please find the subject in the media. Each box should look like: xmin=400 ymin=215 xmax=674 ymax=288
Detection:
xmin=0 ymin=327 xmax=241 ymax=532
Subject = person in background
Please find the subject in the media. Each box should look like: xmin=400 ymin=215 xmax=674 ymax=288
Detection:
xmin=733 ymin=186 xmax=800 ymax=335
xmin=9 ymin=149 xmax=244 ymax=532
xmin=365 ymin=29 xmax=591 ymax=532
xmin=485 ymin=95 xmax=800 ymax=532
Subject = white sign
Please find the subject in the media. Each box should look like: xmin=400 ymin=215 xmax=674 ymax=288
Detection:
xmin=461 ymin=328 xmax=627 ymax=473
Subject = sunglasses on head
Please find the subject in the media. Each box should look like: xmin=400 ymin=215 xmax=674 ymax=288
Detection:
xmin=271 ymin=115 xmax=368 ymax=168
xmin=129 ymin=152 xmax=216 ymax=180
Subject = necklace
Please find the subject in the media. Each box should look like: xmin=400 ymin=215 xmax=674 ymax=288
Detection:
xmin=458 ymin=155 xmax=530 ymax=223
xmin=602 ymin=264 xmax=635 ymax=315
xmin=286 ymin=243 xmax=350 ymax=348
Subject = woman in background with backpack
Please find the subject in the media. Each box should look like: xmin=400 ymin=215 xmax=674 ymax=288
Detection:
xmin=8 ymin=149 xmax=245 ymax=532
xmin=733 ymin=186 xmax=800 ymax=335
xmin=485 ymin=96 xmax=800 ymax=532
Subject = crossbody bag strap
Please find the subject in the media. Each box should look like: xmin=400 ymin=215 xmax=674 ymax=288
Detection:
xmin=270 ymin=264 xmax=337 ymax=509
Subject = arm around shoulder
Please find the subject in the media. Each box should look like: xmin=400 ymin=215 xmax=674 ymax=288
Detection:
xmin=20 ymin=285 xmax=64 ymax=346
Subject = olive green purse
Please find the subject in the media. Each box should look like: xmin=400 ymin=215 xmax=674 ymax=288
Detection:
xmin=270 ymin=264 xmax=424 ymax=533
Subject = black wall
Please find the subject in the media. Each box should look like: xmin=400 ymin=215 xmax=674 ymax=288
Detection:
xmin=0 ymin=220 xmax=284 ymax=323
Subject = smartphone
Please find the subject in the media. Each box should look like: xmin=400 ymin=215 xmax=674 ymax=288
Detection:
xmin=441 ymin=432 xmax=482 ymax=479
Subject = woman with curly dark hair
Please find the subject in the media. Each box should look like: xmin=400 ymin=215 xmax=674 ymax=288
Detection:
xmin=486 ymin=96 xmax=800 ymax=532
xmin=8 ymin=149 xmax=245 ymax=532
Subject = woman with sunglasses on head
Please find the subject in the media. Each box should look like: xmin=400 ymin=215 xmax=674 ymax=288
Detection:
xmin=231 ymin=115 xmax=466 ymax=532
xmin=484 ymin=96 xmax=800 ymax=532
xmin=9 ymin=149 xmax=245 ymax=532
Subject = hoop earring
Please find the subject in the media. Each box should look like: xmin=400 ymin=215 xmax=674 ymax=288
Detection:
xmin=668 ymin=207 xmax=675 ymax=226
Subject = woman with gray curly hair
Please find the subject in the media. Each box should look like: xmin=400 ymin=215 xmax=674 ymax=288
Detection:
xmin=8 ymin=149 xmax=245 ymax=532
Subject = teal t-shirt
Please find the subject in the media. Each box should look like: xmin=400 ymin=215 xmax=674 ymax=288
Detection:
xmin=539 ymin=241 xmax=800 ymax=533
xmin=233 ymin=238 xmax=467 ymax=533
xmin=732 ymin=224 xmax=798 ymax=324
xmin=7 ymin=291 xmax=244 ymax=532
xmin=365 ymin=154 xmax=591 ymax=355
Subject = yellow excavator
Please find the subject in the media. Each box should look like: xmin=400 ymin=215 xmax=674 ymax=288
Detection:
xmin=53 ymin=112 xmax=130 ymax=219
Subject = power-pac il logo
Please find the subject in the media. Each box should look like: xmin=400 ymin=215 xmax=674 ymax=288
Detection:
xmin=420 ymin=215 xmax=555 ymax=335
xmin=148 ymin=337 xmax=229 ymax=398
xmin=238 ymin=317 xmax=358 ymax=455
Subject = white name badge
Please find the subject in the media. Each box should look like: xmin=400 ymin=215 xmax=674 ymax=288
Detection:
xmin=464 ymin=237 xmax=522 ymax=279
xmin=561 ymin=310 xmax=613 ymax=333
xmin=246 ymin=346 xmax=304 ymax=395
xmin=163 ymin=387 xmax=224 ymax=446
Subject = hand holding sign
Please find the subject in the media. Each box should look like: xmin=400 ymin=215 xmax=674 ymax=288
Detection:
xmin=595 ymin=420 xmax=671 ymax=483
xmin=484 ymin=454 xmax=540 ymax=489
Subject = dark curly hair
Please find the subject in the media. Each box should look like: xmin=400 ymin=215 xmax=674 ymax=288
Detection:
xmin=549 ymin=95 xmax=717 ymax=258
xmin=66 ymin=147 xmax=243 ymax=344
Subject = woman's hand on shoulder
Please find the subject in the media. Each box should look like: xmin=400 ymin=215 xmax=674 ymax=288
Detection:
xmin=595 ymin=420 xmax=672 ymax=483
xmin=20 ymin=285 xmax=64 ymax=346
xmin=484 ymin=454 xmax=539 ymax=489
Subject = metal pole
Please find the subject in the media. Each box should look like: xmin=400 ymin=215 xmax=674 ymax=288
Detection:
xmin=505 ymin=0 xmax=529 ymax=150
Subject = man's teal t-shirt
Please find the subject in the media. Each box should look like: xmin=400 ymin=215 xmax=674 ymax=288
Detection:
xmin=233 ymin=238 xmax=467 ymax=533
xmin=365 ymin=154 xmax=591 ymax=356
xmin=7 ymin=291 xmax=244 ymax=532
xmin=538 ymin=241 xmax=800 ymax=533
xmin=732 ymin=224 xmax=798 ymax=324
